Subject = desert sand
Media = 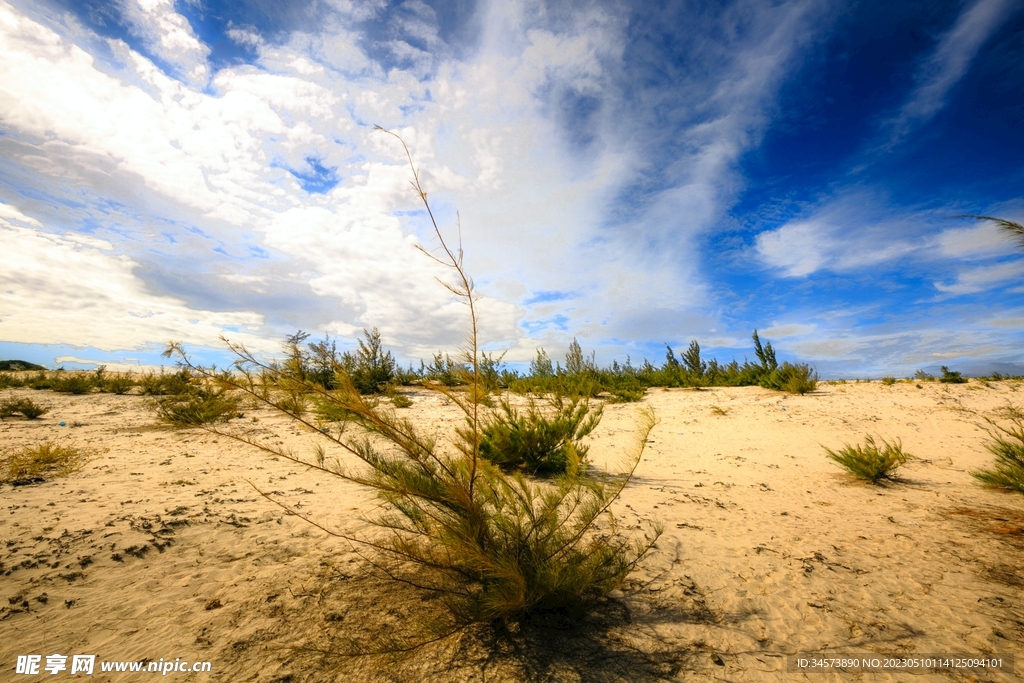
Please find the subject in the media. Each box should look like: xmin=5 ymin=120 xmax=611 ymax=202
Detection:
xmin=1 ymin=380 xmax=1022 ymax=681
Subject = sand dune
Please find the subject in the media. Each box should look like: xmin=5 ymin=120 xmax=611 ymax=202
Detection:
xmin=1 ymin=381 xmax=1022 ymax=681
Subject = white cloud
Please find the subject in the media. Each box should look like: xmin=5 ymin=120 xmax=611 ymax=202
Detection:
xmin=0 ymin=212 xmax=273 ymax=353
xmin=119 ymin=0 xmax=211 ymax=84
xmin=884 ymin=0 xmax=1015 ymax=147
xmin=934 ymin=260 xmax=1024 ymax=295
xmin=936 ymin=221 xmax=1016 ymax=259
xmin=0 ymin=0 xmax=858 ymax=365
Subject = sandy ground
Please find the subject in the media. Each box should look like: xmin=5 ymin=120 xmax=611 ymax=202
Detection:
xmin=1 ymin=380 xmax=1022 ymax=682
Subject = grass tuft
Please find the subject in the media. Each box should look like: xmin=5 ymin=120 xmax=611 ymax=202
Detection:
xmin=0 ymin=397 xmax=49 ymax=419
xmin=1 ymin=440 xmax=89 ymax=485
xmin=824 ymin=435 xmax=909 ymax=483
xmin=972 ymin=414 xmax=1024 ymax=494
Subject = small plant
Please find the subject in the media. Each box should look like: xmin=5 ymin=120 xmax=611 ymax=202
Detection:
xmin=51 ymin=373 xmax=95 ymax=394
xmin=914 ymin=369 xmax=934 ymax=381
xmin=28 ymin=371 xmax=55 ymax=390
xmin=762 ymin=361 xmax=818 ymax=394
xmin=881 ymin=376 xmax=896 ymax=386
xmin=824 ymin=435 xmax=909 ymax=483
xmin=101 ymin=372 xmax=136 ymax=394
xmin=1 ymin=440 xmax=89 ymax=485
xmin=479 ymin=395 xmax=602 ymax=475
xmin=710 ymin=405 xmax=730 ymax=416
xmin=972 ymin=415 xmax=1024 ymax=494
xmin=939 ymin=366 xmax=968 ymax=384
xmin=385 ymin=385 xmax=413 ymax=408
xmin=0 ymin=372 xmax=25 ymax=389
xmin=155 ymin=379 xmax=242 ymax=426
xmin=0 ymin=397 xmax=49 ymax=419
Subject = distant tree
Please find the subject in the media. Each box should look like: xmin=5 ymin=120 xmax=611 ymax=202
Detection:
xmin=681 ymin=340 xmax=707 ymax=381
xmin=752 ymin=330 xmax=777 ymax=372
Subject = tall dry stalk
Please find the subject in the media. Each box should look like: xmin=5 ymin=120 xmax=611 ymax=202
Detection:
xmin=163 ymin=127 xmax=661 ymax=654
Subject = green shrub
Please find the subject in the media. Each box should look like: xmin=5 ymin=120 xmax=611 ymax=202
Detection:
xmin=939 ymin=366 xmax=967 ymax=384
xmin=101 ymin=372 xmax=136 ymax=394
xmin=155 ymin=378 xmax=242 ymax=426
xmin=1 ymin=440 xmax=89 ymax=485
xmin=914 ymin=369 xmax=935 ymax=381
xmin=479 ymin=395 xmax=602 ymax=476
xmin=0 ymin=372 xmax=25 ymax=390
xmin=333 ymin=328 xmax=396 ymax=394
xmin=422 ymin=351 xmax=466 ymax=387
xmin=825 ymin=435 xmax=909 ymax=483
xmin=161 ymin=129 xmax=661 ymax=652
xmin=972 ymin=415 xmax=1024 ymax=494
xmin=139 ymin=369 xmax=193 ymax=395
xmin=0 ymin=398 xmax=49 ymax=419
xmin=51 ymin=373 xmax=95 ymax=394
xmin=881 ymin=376 xmax=896 ymax=386
xmin=28 ymin=371 xmax=55 ymax=390
xmin=761 ymin=361 xmax=818 ymax=394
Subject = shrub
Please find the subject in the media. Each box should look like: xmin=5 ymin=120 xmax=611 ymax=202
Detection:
xmin=825 ymin=435 xmax=909 ymax=483
xmin=0 ymin=397 xmax=49 ymax=419
xmin=1 ymin=440 xmax=89 ymax=485
xmin=140 ymin=369 xmax=193 ymax=396
xmin=162 ymin=129 xmax=661 ymax=652
xmin=422 ymin=351 xmax=466 ymax=387
xmin=155 ymin=378 xmax=242 ymax=426
xmin=51 ymin=373 xmax=95 ymax=394
xmin=761 ymin=361 xmax=818 ymax=394
xmin=101 ymin=372 xmax=136 ymax=395
xmin=881 ymin=376 xmax=896 ymax=386
xmin=0 ymin=372 xmax=25 ymax=390
xmin=28 ymin=371 xmax=55 ymax=390
xmin=342 ymin=327 xmax=397 ymax=394
xmin=479 ymin=395 xmax=602 ymax=476
xmin=972 ymin=415 xmax=1024 ymax=494
xmin=939 ymin=366 xmax=967 ymax=384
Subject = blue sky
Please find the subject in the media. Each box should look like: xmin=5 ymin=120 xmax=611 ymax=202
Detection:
xmin=0 ymin=0 xmax=1022 ymax=377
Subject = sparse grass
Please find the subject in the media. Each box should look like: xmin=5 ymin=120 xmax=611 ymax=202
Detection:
xmin=881 ymin=376 xmax=896 ymax=386
xmin=824 ymin=435 xmax=909 ymax=483
xmin=1 ymin=440 xmax=89 ymax=485
xmin=710 ymin=405 xmax=730 ymax=416
xmin=973 ymin=414 xmax=1024 ymax=494
xmin=161 ymin=128 xmax=662 ymax=655
xmin=0 ymin=397 xmax=49 ymax=419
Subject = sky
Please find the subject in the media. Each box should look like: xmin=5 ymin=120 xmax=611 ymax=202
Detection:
xmin=0 ymin=0 xmax=1022 ymax=378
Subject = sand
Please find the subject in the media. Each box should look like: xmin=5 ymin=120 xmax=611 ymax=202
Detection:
xmin=1 ymin=380 xmax=1022 ymax=681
